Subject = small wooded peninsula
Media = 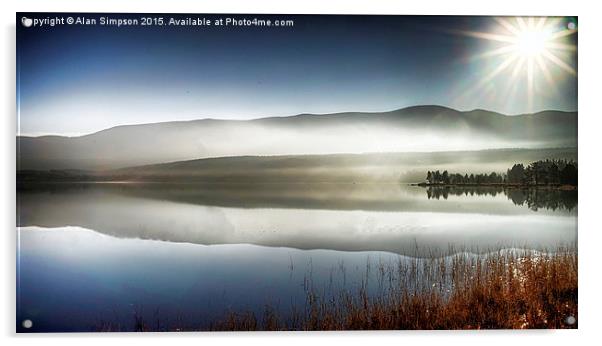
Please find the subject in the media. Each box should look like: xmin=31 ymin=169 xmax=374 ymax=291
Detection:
xmin=417 ymin=159 xmax=577 ymax=188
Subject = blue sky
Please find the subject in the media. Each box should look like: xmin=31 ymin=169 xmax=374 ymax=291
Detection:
xmin=17 ymin=14 xmax=577 ymax=136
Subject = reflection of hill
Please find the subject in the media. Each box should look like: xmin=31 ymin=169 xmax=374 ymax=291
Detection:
xmin=18 ymin=182 xmax=423 ymax=212
xmin=425 ymin=186 xmax=577 ymax=211
xmin=18 ymin=182 xmax=575 ymax=215
xmin=17 ymin=183 xmax=577 ymax=258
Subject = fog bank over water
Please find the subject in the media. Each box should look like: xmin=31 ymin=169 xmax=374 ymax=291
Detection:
xmin=17 ymin=106 xmax=577 ymax=170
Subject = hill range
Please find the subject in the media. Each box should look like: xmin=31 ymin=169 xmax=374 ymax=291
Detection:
xmin=17 ymin=147 xmax=577 ymax=184
xmin=17 ymin=105 xmax=577 ymax=171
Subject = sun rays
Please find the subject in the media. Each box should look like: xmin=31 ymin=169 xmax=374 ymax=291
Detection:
xmin=457 ymin=17 xmax=577 ymax=112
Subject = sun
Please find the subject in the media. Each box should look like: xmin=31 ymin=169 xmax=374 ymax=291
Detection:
xmin=513 ymin=27 xmax=551 ymax=58
xmin=457 ymin=17 xmax=577 ymax=112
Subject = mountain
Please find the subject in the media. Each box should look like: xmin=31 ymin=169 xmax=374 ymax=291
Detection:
xmin=17 ymin=106 xmax=577 ymax=170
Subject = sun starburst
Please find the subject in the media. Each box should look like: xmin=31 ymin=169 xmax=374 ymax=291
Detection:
xmin=457 ymin=17 xmax=577 ymax=112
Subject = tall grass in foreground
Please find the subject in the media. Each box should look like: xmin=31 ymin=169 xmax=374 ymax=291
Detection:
xmin=210 ymin=247 xmax=577 ymax=330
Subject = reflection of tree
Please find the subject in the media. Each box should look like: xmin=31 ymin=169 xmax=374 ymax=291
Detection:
xmin=426 ymin=186 xmax=577 ymax=211
xmin=505 ymin=188 xmax=577 ymax=212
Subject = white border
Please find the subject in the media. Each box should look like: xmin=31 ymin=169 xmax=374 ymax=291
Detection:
xmin=2 ymin=1 xmax=601 ymax=345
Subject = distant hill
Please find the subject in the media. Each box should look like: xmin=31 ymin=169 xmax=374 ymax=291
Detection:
xmin=17 ymin=106 xmax=577 ymax=170
xmin=18 ymin=147 xmax=578 ymax=184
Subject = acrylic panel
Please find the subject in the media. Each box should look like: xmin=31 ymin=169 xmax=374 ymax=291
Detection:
xmin=16 ymin=13 xmax=577 ymax=332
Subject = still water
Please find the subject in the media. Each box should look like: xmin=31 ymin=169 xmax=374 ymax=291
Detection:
xmin=16 ymin=183 xmax=577 ymax=332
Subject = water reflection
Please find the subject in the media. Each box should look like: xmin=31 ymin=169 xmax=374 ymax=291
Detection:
xmin=17 ymin=226 xmax=472 ymax=332
xmin=17 ymin=183 xmax=577 ymax=257
xmin=425 ymin=186 xmax=578 ymax=212
xmin=16 ymin=182 xmax=578 ymax=332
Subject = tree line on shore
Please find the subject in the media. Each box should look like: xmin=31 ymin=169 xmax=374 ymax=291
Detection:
xmin=425 ymin=159 xmax=577 ymax=186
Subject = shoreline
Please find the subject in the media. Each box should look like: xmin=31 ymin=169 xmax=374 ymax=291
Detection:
xmin=411 ymin=182 xmax=577 ymax=190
